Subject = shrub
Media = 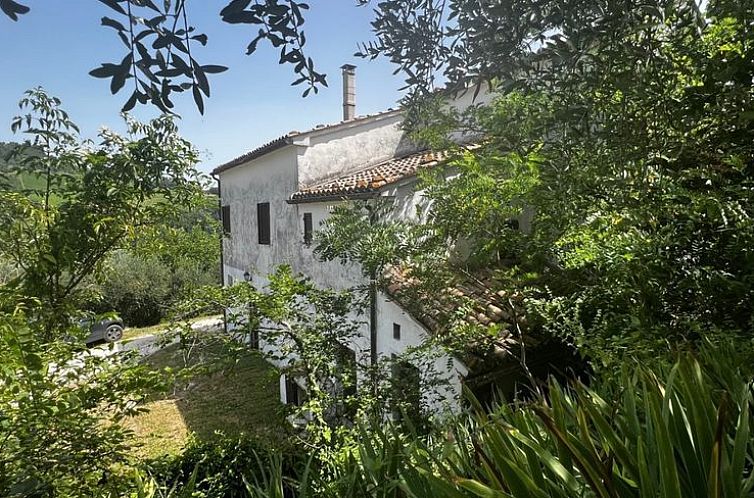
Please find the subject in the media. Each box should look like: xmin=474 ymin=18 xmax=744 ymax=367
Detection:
xmin=131 ymin=345 xmax=754 ymax=498
xmin=0 ymin=306 xmax=165 ymax=497
xmin=147 ymin=436 xmax=303 ymax=498
xmin=96 ymin=251 xmax=173 ymax=327
xmin=379 ymin=347 xmax=754 ymax=498
xmin=93 ymin=249 xmax=219 ymax=327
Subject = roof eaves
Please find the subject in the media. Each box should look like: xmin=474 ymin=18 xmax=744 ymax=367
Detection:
xmin=286 ymin=190 xmax=381 ymax=204
xmin=212 ymin=135 xmax=294 ymax=175
xmin=212 ymin=109 xmax=403 ymax=176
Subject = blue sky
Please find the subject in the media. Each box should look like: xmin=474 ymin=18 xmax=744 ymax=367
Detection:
xmin=0 ymin=1 xmax=405 ymax=173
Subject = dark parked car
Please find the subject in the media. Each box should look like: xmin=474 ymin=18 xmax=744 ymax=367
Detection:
xmin=84 ymin=317 xmax=125 ymax=344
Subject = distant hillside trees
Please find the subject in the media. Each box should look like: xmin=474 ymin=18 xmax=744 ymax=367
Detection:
xmin=0 ymin=101 xmax=220 ymax=328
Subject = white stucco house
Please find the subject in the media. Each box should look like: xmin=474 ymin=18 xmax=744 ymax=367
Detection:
xmin=211 ymin=66 xmax=535 ymax=414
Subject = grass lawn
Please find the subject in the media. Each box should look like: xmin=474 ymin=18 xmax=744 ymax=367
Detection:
xmin=122 ymin=314 xmax=222 ymax=341
xmin=124 ymin=342 xmax=286 ymax=459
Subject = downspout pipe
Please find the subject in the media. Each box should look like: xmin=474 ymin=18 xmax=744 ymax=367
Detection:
xmin=368 ymin=203 xmax=378 ymax=394
xmin=210 ymin=171 xmax=228 ymax=334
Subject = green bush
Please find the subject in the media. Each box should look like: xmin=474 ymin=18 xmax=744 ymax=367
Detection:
xmin=95 ymin=251 xmax=173 ymax=327
xmin=147 ymin=436 xmax=303 ymax=498
xmin=349 ymin=347 xmax=754 ymax=498
xmin=94 ymin=250 xmax=219 ymax=327
xmin=136 ymin=346 xmax=754 ymax=498
xmin=0 ymin=304 xmax=166 ymax=498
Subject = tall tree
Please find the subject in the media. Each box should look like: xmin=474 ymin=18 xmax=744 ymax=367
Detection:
xmin=318 ymin=0 xmax=754 ymax=367
xmin=0 ymin=88 xmax=205 ymax=339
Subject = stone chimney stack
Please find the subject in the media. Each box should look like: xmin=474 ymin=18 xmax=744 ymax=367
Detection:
xmin=341 ymin=64 xmax=356 ymax=121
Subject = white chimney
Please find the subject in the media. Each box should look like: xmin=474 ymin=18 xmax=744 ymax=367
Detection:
xmin=341 ymin=64 xmax=356 ymax=121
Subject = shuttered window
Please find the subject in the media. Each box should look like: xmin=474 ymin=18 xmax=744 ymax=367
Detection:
xmin=285 ymin=376 xmax=303 ymax=406
xmin=257 ymin=202 xmax=270 ymax=245
xmin=303 ymin=212 xmax=313 ymax=246
xmin=221 ymin=205 xmax=231 ymax=234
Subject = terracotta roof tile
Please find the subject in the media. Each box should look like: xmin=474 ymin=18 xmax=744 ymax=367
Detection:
xmin=289 ymin=149 xmax=450 ymax=202
xmin=384 ymin=266 xmax=537 ymax=368
xmin=387 ymin=267 xmax=527 ymax=334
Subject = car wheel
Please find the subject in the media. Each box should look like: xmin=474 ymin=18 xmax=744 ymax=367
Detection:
xmin=104 ymin=324 xmax=124 ymax=343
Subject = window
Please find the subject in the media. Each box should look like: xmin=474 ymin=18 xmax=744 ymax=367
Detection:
xmin=393 ymin=323 xmax=401 ymax=340
xmin=303 ymin=212 xmax=313 ymax=246
xmin=285 ymin=376 xmax=305 ymax=406
xmin=505 ymin=218 xmax=520 ymax=230
xmin=227 ymin=275 xmax=234 ymax=286
xmin=334 ymin=344 xmax=358 ymax=419
xmin=336 ymin=345 xmax=358 ymax=399
xmin=257 ymin=202 xmax=270 ymax=245
xmin=391 ymin=360 xmax=421 ymax=422
xmin=221 ymin=205 xmax=231 ymax=234
xmin=249 ymin=328 xmax=259 ymax=350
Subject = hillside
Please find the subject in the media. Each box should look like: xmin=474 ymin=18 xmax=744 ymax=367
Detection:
xmin=0 ymin=141 xmax=45 ymax=190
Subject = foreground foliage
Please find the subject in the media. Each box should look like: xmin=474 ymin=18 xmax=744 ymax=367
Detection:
xmin=0 ymin=89 xmax=204 ymax=339
xmin=319 ymin=0 xmax=754 ymax=369
xmin=0 ymin=296 xmax=166 ymax=497
xmin=133 ymin=347 xmax=754 ymax=498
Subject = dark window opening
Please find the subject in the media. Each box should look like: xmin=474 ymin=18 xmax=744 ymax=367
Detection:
xmin=393 ymin=323 xmax=401 ymax=340
xmin=221 ymin=205 xmax=231 ymax=234
xmin=391 ymin=360 xmax=421 ymax=423
xmin=257 ymin=202 xmax=270 ymax=245
xmin=303 ymin=212 xmax=313 ymax=246
xmin=285 ymin=376 xmax=301 ymax=406
xmin=336 ymin=344 xmax=358 ymax=399
xmin=250 ymin=328 xmax=259 ymax=350
xmin=505 ymin=218 xmax=520 ymax=230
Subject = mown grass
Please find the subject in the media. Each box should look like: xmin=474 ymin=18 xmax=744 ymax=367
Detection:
xmin=124 ymin=342 xmax=286 ymax=459
xmin=121 ymin=315 xmax=222 ymax=341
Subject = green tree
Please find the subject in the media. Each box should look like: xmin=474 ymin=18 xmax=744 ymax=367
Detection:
xmin=318 ymin=0 xmax=754 ymax=368
xmin=0 ymin=89 xmax=209 ymax=494
xmin=0 ymin=0 xmax=334 ymax=114
xmin=0 ymin=0 xmax=495 ymax=115
xmin=0 ymin=290 xmax=167 ymax=497
xmin=0 ymin=88 xmax=204 ymax=339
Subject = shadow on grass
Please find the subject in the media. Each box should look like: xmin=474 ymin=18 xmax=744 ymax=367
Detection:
xmin=127 ymin=342 xmax=287 ymax=459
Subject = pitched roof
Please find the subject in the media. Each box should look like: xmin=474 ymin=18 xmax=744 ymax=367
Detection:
xmin=288 ymin=149 xmax=449 ymax=203
xmin=386 ymin=267 xmax=528 ymax=336
xmin=212 ymin=109 xmax=401 ymax=175
xmin=212 ymin=135 xmax=293 ymax=175
xmin=384 ymin=266 xmax=540 ymax=370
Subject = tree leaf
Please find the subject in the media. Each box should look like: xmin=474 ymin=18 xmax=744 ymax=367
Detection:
xmin=0 ymin=0 xmax=30 ymax=21
xmin=192 ymin=85 xmax=204 ymax=115
xmin=101 ymin=16 xmax=125 ymax=32
xmin=201 ymin=65 xmax=228 ymax=74
xmin=89 ymin=64 xmax=121 ymax=78
xmin=97 ymin=0 xmax=126 ymax=16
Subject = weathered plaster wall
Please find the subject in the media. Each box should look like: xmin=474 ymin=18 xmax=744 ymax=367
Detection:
xmin=220 ymin=146 xmax=300 ymax=280
xmin=294 ymin=201 xmax=366 ymax=291
xmin=376 ymin=294 xmax=468 ymax=414
xmin=297 ymin=196 xmax=467 ymax=414
xmin=217 ymin=110 xmax=483 ymax=413
xmin=297 ymin=113 xmax=419 ymax=187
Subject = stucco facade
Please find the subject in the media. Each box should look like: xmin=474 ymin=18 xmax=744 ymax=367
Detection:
xmin=216 ymin=110 xmax=470 ymax=414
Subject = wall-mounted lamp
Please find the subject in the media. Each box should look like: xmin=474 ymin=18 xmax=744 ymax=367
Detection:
xmin=243 ymin=271 xmax=252 ymax=283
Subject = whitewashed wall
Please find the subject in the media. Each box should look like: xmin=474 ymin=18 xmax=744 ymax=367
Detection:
xmin=218 ymin=109 xmax=480 ymax=413
xmin=296 ymin=112 xmax=418 ymax=187
xmin=220 ymin=146 xmax=300 ymax=279
xmin=375 ymin=294 xmax=468 ymax=414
